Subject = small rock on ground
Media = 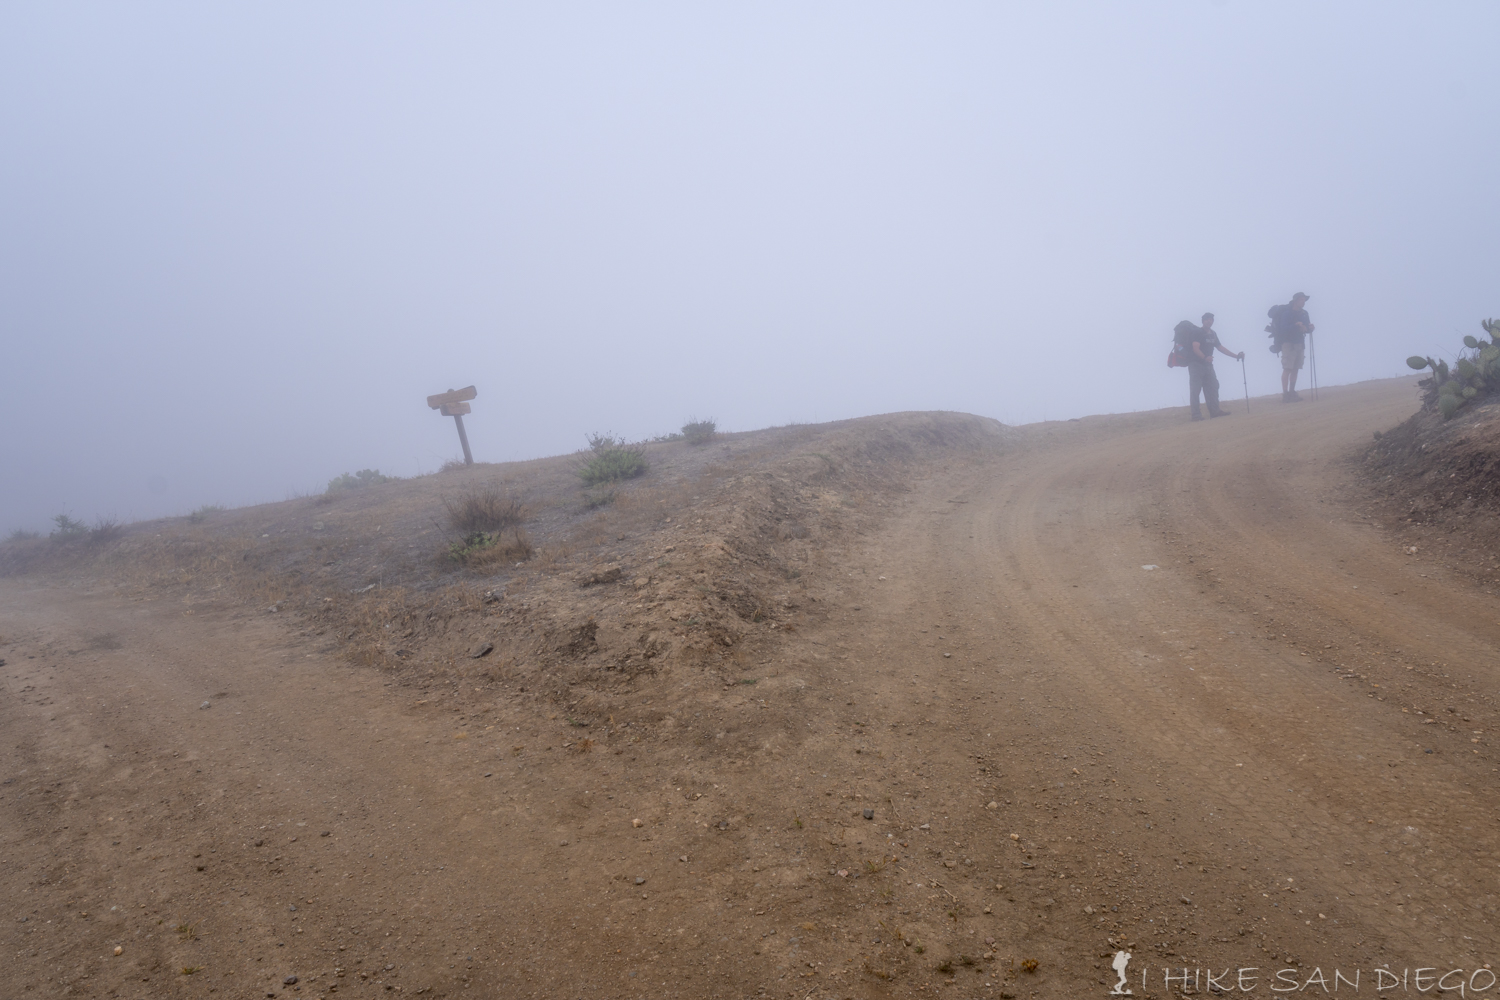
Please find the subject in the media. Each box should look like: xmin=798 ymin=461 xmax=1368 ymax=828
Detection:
xmin=577 ymin=563 xmax=623 ymax=587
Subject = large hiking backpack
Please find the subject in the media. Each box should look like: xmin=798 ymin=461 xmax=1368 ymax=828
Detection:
xmin=1167 ymin=320 xmax=1198 ymax=368
xmin=1266 ymin=303 xmax=1289 ymax=346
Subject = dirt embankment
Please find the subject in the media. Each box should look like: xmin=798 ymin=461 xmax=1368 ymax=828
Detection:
xmin=311 ymin=411 xmax=1014 ymax=728
xmin=3 ymin=411 xmax=1012 ymax=702
xmin=1358 ymin=390 xmax=1500 ymax=589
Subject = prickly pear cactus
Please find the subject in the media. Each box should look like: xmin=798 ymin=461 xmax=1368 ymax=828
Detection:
xmin=1408 ymin=319 xmax=1500 ymax=418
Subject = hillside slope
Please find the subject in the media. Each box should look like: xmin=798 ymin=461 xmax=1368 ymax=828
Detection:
xmin=5 ymin=380 xmax=1500 ymax=999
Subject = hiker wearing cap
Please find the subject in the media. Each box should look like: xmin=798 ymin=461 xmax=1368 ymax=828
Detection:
xmin=1187 ymin=313 xmax=1245 ymax=421
xmin=1267 ymin=293 xmax=1314 ymax=401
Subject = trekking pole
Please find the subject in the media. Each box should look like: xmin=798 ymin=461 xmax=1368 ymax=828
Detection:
xmin=1240 ymin=356 xmax=1250 ymax=413
xmin=1309 ymin=332 xmax=1318 ymax=402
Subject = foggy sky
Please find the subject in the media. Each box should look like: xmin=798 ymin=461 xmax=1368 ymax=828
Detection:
xmin=3 ymin=2 xmax=1497 ymax=532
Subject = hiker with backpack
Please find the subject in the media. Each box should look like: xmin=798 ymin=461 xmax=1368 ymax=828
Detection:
xmin=1266 ymin=292 xmax=1314 ymax=401
xmin=1173 ymin=313 xmax=1245 ymax=421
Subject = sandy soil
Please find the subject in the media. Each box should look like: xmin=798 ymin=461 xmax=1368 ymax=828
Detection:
xmin=5 ymin=376 xmax=1500 ymax=1000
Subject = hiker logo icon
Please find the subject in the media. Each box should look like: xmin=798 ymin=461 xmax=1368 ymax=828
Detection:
xmin=1110 ymin=950 xmax=1133 ymax=994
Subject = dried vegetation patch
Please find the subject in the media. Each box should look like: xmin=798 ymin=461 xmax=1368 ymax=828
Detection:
xmin=442 ymin=485 xmax=526 ymax=534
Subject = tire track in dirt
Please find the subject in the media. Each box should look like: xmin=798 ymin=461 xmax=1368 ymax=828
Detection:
xmin=824 ymin=380 xmax=1500 ymax=986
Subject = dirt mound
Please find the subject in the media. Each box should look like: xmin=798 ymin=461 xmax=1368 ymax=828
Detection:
xmin=1 ymin=410 xmax=1013 ymax=714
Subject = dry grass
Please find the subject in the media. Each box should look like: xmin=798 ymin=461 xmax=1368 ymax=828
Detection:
xmin=0 ymin=536 xmax=48 ymax=576
xmin=527 ymin=539 xmax=578 ymax=572
xmin=447 ymin=528 xmax=534 ymax=567
xmin=441 ymin=482 xmax=532 ymax=569
xmin=443 ymin=485 xmax=526 ymax=534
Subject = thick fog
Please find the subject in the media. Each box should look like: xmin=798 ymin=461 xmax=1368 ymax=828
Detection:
xmin=2 ymin=3 xmax=1497 ymax=532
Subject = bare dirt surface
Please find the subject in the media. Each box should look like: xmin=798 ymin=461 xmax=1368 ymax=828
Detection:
xmin=1359 ymin=391 xmax=1500 ymax=590
xmin=6 ymin=377 xmax=1500 ymax=1000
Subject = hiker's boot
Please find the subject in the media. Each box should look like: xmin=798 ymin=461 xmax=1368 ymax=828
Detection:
xmin=1282 ymin=391 xmax=1291 ymax=402
xmin=1190 ymin=412 xmax=1205 ymax=422
xmin=1210 ymin=409 xmax=1231 ymax=418
xmin=1290 ymin=391 xmax=1303 ymax=402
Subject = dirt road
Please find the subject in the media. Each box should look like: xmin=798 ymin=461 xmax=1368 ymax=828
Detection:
xmin=6 ymin=377 xmax=1499 ymax=999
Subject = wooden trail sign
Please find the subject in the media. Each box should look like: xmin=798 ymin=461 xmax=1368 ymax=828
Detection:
xmin=427 ymin=386 xmax=477 ymax=408
xmin=427 ymin=385 xmax=478 ymax=465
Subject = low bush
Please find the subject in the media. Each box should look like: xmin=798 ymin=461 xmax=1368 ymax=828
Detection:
xmin=326 ymin=469 xmax=390 ymax=493
xmin=7 ymin=528 xmax=40 ymax=541
xmin=682 ymin=418 xmax=717 ymax=445
xmin=578 ymin=433 xmax=648 ymax=486
xmin=580 ymin=448 xmax=648 ymax=485
xmin=443 ymin=486 xmax=525 ymax=534
xmin=50 ymin=514 xmax=88 ymax=540
xmin=446 ymin=528 xmax=534 ymax=567
xmin=89 ymin=517 xmax=124 ymax=545
xmin=1407 ymin=318 xmax=1500 ymax=419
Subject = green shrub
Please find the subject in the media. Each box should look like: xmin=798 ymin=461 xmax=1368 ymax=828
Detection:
xmin=50 ymin=514 xmax=88 ymax=540
xmin=681 ymin=418 xmax=717 ymax=445
xmin=1408 ymin=319 xmax=1500 ymax=420
xmin=7 ymin=528 xmax=41 ymax=541
xmin=578 ymin=434 xmax=648 ymax=486
xmin=326 ymin=469 xmax=390 ymax=493
xmin=580 ymin=449 xmax=648 ymax=485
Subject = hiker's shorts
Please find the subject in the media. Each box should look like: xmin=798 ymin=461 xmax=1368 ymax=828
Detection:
xmin=1280 ymin=341 xmax=1305 ymax=371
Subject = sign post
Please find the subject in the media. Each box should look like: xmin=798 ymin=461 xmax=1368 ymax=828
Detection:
xmin=426 ymin=386 xmax=478 ymax=466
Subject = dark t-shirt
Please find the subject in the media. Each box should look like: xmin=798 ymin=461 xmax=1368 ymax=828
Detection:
xmin=1191 ymin=327 xmax=1221 ymax=363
